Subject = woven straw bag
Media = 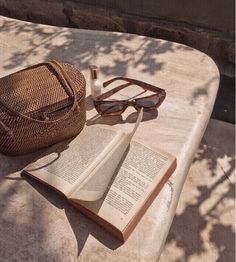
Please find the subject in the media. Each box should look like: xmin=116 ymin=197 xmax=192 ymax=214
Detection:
xmin=0 ymin=60 xmax=86 ymax=155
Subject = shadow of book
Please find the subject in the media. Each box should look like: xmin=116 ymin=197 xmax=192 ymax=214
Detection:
xmin=21 ymin=161 xmax=124 ymax=255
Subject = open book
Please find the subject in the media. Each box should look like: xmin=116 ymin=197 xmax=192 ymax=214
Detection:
xmin=23 ymin=110 xmax=177 ymax=241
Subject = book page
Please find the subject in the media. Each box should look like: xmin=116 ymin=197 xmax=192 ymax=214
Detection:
xmin=69 ymin=109 xmax=143 ymax=201
xmin=23 ymin=109 xmax=143 ymax=197
xmin=68 ymin=135 xmax=129 ymax=201
xmin=23 ymin=126 xmax=118 ymax=195
xmin=73 ymin=140 xmax=176 ymax=231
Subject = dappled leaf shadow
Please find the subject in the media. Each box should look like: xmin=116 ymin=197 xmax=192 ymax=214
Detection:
xmin=1 ymin=18 xmax=194 ymax=80
xmin=190 ymin=76 xmax=219 ymax=106
xmin=164 ymin=122 xmax=235 ymax=261
xmin=210 ymin=224 xmax=235 ymax=262
xmin=0 ymin=17 xmax=223 ymax=261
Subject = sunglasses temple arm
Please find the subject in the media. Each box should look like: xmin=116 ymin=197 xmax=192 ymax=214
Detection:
xmin=103 ymin=77 xmax=165 ymax=93
xmin=96 ymin=82 xmax=132 ymax=100
xmin=103 ymin=77 xmax=126 ymax=87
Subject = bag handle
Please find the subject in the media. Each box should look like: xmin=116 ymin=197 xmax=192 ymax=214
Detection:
xmin=0 ymin=120 xmax=13 ymax=136
xmin=0 ymin=60 xmax=81 ymax=134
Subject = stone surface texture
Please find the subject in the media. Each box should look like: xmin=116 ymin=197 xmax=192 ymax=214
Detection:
xmin=160 ymin=119 xmax=235 ymax=262
xmin=0 ymin=16 xmax=219 ymax=261
xmin=0 ymin=0 xmax=234 ymax=78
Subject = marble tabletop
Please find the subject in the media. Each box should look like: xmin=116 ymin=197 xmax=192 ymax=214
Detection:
xmin=0 ymin=16 xmax=219 ymax=262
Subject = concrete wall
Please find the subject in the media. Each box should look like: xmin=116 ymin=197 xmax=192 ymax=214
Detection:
xmin=0 ymin=0 xmax=235 ymax=77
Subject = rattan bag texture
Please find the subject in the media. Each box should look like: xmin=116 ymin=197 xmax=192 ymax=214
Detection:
xmin=0 ymin=60 xmax=86 ymax=155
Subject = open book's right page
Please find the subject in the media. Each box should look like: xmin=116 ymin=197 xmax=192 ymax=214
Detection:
xmin=70 ymin=140 xmax=176 ymax=232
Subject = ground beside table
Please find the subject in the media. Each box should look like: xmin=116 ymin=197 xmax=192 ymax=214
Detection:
xmin=160 ymin=119 xmax=235 ymax=261
xmin=0 ymin=16 xmax=219 ymax=261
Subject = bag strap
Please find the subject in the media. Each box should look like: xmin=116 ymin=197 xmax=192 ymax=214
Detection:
xmin=0 ymin=60 xmax=81 ymax=134
xmin=49 ymin=60 xmax=78 ymax=99
xmin=0 ymin=120 xmax=13 ymax=136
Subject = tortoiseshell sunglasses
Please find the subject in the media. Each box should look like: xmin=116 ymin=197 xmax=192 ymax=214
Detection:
xmin=93 ymin=77 xmax=166 ymax=116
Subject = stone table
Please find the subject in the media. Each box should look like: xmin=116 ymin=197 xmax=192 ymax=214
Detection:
xmin=0 ymin=16 xmax=219 ymax=261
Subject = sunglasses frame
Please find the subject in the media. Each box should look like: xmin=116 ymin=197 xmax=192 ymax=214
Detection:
xmin=93 ymin=77 xmax=166 ymax=116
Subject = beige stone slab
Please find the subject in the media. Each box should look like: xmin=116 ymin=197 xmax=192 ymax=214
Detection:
xmin=0 ymin=16 xmax=219 ymax=261
xmin=160 ymin=119 xmax=235 ymax=262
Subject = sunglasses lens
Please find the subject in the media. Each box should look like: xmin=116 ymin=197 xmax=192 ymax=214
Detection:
xmin=99 ymin=102 xmax=125 ymax=115
xmin=135 ymin=95 xmax=160 ymax=109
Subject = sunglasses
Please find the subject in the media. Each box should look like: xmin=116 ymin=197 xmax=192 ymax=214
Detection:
xmin=93 ymin=77 xmax=166 ymax=116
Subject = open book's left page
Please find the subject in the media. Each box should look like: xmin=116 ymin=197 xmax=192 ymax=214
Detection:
xmin=23 ymin=126 xmax=118 ymax=196
xmin=23 ymin=109 xmax=143 ymax=198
